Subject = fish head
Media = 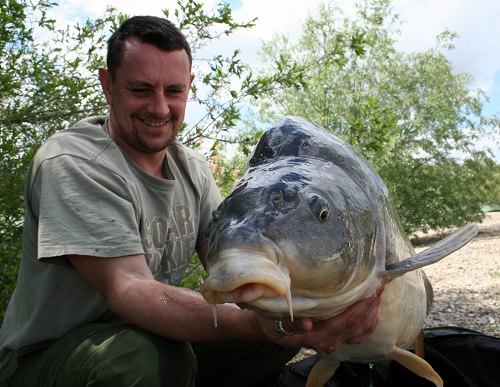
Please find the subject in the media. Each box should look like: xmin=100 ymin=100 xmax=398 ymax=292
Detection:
xmin=201 ymin=156 xmax=383 ymax=318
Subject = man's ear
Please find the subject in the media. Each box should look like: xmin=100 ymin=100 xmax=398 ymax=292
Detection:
xmin=98 ymin=68 xmax=113 ymax=105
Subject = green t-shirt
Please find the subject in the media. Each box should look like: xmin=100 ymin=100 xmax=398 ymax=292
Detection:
xmin=0 ymin=116 xmax=222 ymax=377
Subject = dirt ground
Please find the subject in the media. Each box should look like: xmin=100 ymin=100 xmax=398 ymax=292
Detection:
xmin=419 ymin=211 xmax=500 ymax=337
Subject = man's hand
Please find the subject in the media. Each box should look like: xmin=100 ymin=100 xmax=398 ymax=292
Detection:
xmin=254 ymin=283 xmax=384 ymax=352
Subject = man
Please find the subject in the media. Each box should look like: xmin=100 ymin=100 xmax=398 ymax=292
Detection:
xmin=0 ymin=16 xmax=381 ymax=386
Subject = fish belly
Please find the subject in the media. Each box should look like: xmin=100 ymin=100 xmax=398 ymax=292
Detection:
xmin=332 ymin=269 xmax=428 ymax=362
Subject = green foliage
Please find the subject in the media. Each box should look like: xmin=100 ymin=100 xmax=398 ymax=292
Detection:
xmin=491 ymin=165 xmax=500 ymax=207
xmin=179 ymin=259 xmax=207 ymax=290
xmin=252 ymin=0 xmax=500 ymax=234
xmin=379 ymin=153 xmax=495 ymax=233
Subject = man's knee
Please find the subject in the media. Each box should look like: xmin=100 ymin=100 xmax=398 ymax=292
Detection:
xmin=103 ymin=326 xmax=197 ymax=386
xmin=8 ymin=324 xmax=198 ymax=387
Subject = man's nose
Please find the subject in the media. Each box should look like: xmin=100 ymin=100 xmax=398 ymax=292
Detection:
xmin=148 ymin=91 xmax=170 ymax=116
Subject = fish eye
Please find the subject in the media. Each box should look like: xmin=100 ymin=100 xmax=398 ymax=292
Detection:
xmin=307 ymin=193 xmax=330 ymax=222
xmin=318 ymin=207 xmax=330 ymax=222
xmin=270 ymin=191 xmax=284 ymax=206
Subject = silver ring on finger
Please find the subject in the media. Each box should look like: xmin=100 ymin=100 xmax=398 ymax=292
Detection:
xmin=274 ymin=318 xmax=295 ymax=336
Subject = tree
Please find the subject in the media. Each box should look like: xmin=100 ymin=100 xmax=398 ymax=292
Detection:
xmin=0 ymin=0 xmax=262 ymax=319
xmin=252 ymin=0 xmax=500 ymax=233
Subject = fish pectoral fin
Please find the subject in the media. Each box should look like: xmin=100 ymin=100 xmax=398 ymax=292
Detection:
xmin=382 ymin=223 xmax=478 ymax=278
xmin=306 ymin=351 xmax=340 ymax=387
xmin=389 ymin=346 xmax=443 ymax=387
xmin=414 ymin=330 xmax=425 ymax=358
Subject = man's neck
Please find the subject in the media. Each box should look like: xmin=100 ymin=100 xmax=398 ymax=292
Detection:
xmin=106 ymin=121 xmax=167 ymax=179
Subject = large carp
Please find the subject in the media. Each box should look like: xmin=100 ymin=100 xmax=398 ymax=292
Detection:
xmin=200 ymin=116 xmax=478 ymax=387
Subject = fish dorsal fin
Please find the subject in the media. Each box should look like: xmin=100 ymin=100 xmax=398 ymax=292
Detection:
xmin=389 ymin=347 xmax=443 ymax=387
xmin=382 ymin=223 xmax=478 ymax=278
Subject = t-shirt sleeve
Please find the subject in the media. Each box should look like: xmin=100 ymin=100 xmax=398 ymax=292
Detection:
xmin=30 ymin=155 xmax=145 ymax=263
xmin=196 ymin=166 xmax=222 ymax=248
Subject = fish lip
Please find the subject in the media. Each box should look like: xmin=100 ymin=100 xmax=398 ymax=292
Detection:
xmin=200 ymin=246 xmax=291 ymax=305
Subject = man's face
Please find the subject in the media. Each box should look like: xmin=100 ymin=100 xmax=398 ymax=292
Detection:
xmin=99 ymin=38 xmax=194 ymax=154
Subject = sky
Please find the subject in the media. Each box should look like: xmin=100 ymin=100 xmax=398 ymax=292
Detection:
xmin=47 ymin=0 xmax=500 ymax=156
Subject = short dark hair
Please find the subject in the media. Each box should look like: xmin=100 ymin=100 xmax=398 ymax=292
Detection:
xmin=106 ymin=16 xmax=192 ymax=80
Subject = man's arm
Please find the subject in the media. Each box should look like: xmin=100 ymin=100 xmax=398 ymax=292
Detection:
xmin=69 ymin=253 xmax=263 ymax=342
xmin=69 ymin=249 xmax=382 ymax=351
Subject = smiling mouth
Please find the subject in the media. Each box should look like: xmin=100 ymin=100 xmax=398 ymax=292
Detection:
xmin=135 ymin=112 xmax=177 ymax=128
xmin=140 ymin=118 xmax=169 ymax=128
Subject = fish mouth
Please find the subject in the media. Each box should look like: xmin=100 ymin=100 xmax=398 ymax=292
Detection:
xmin=200 ymin=248 xmax=294 ymax=318
xmin=201 ymin=247 xmax=382 ymax=323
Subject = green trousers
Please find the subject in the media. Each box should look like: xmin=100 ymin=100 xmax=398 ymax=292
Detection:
xmin=8 ymin=322 xmax=299 ymax=387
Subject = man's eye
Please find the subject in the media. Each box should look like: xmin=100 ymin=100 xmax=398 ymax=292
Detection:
xmin=166 ymin=88 xmax=183 ymax=95
xmin=128 ymin=87 xmax=151 ymax=95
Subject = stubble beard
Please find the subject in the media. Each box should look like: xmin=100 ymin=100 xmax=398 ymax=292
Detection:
xmin=125 ymin=114 xmax=180 ymax=153
xmin=133 ymin=124 xmax=178 ymax=153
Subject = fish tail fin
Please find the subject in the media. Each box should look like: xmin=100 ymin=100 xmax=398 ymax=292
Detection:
xmin=306 ymin=352 xmax=340 ymax=387
xmin=389 ymin=346 xmax=443 ymax=387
